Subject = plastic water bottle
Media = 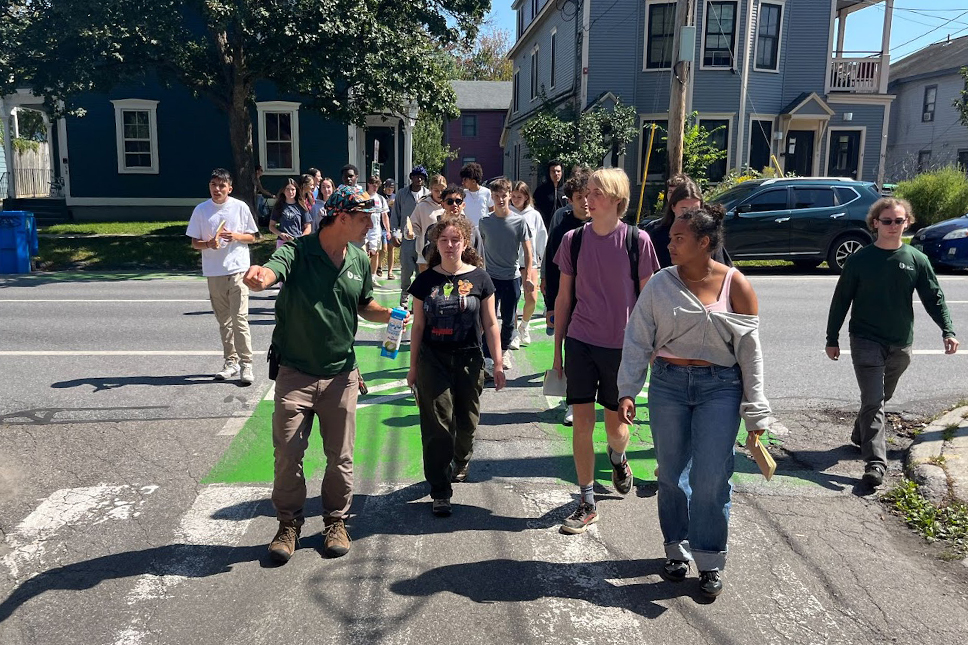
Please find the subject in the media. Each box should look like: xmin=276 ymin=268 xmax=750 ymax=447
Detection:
xmin=381 ymin=307 xmax=408 ymax=359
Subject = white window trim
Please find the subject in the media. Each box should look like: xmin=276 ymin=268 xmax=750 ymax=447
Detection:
xmin=111 ymin=99 xmax=159 ymax=175
xmin=637 ymin=113 xmax=670 ymax=181
xmin=530 ymin=46 xmax=540 ymax=101
xmin=753 ymin=0 xmax=784 ymax=73
xmin=698 ymin=112 xmax=736 ymax=177
xmin=746 ymin=114 xmax=777 ymax=170
xmin=550 ymin=28 xmax=557 ymax=89
xmin=700 ymin=0 xmax=739 ymax=71
xmin=642 ymin=0 xmax=677 ymax=73
xmin=825 ymin=126 xmax=867 ymax=180
xmin=256 ymin=101 xmax=301 ymax=175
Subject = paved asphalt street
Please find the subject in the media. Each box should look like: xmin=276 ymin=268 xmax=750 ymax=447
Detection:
xmin=1 ymin=269 xmax=968 ymax=644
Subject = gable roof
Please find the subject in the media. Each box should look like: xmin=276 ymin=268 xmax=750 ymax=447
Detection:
xmin=779 ymin=92 xmax=835 ymax=117
xmin=451 ymin=81 xmax=513 ymax=111
xmin=890 ymin=35 xmax=968 ymax=83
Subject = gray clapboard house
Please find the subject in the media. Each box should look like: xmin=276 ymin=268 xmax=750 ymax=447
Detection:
xmin=503 ymin=0 xmax=896 ymax=196
xmin=885 ymin=35 xmax=968 ymax=182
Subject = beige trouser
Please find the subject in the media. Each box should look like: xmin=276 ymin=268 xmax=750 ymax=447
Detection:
xmin=207 ymin=273 xmax=252 ymax=365
xmin=271 ymin=365 xmax=359 ymax=523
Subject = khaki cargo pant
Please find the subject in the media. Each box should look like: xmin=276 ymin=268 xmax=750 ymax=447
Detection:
xmin=271 ymin=365 xmax=360 ymax=524
xmin=207 ymin=273 xmax=252 ymax=365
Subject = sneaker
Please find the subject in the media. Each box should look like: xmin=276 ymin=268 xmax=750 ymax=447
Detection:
xmin=484 ymin=357 xmax=495 ymax=380
xmin=607 ymin=445 xmax=634 ymax=495
xmin=660 ymin=559 xmax=690 ymax=583
xmin=452 ymin=460 xmax=470 ymax=483
xmin=560 ymin=502 xmax=599 ymax=534
xmin=371 ymin=274 xmax=381 ymax=286
xmin=268 ymin=520 xmax=300 ymax=563
xmin=432 ymin=498 xmax=452 ymax=517
xmin=519 ymin=322 xmax=532 ymax=346
xmin=322 ymin=519 xmax=351 ymax=558
xmin=699 ymin=570 xmax=723 ymax=598
xmin=862 ymin=463 xmax=885 ymax=488
xmin=239 ymin=363 xmax=254 ymax=385
xmin=502 ymin=349 xmax=513 ymax=371
xmin=215 ymin=361 xmax=240 ymax=381
xmin=563 ymin=405 xmax=574 ymax=426
xmin=509 ymin=329 xmax=521 ymax=350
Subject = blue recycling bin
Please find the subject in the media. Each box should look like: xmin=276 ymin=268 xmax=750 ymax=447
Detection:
xmin=0 ymin=211 xmax=38 ymax=273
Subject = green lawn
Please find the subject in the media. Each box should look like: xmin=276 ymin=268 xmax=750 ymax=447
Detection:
xmin=41 ymin=221 xmax=191 ymax=236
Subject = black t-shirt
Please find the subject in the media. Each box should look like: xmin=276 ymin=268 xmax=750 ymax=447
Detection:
xmin=408 ymin=267 xmax=495 ymax=349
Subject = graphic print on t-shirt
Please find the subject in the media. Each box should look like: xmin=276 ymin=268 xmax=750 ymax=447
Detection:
xmin=424 ymin=278 xmax=480 ymax=343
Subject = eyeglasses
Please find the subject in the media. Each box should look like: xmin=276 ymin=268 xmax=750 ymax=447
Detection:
xmin=445 ymin=198 xmax=464 ymax=206
xmin=878 ymin=218 xmax=907 ymax=226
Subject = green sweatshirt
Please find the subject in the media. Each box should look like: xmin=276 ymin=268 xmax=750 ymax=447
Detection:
xmin=826 ymin=244 xmax=955 ymax=348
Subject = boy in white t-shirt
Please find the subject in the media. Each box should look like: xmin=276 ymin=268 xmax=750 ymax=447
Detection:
xmin=460 ymin=162 xmax=492 ymax=228
xmin=186 ymin=168 xmax=260 ymax=384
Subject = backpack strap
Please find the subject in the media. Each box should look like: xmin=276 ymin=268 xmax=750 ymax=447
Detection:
xmin=626 ymin=223 xmax=641 ymax=298
xmin=570 ymin=225 xmax=585 ymax=308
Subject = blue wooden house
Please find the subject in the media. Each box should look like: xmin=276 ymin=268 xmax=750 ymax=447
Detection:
xmin=504 ymin=0 xmax=896 ymax=196
xmin=0 ymin=79 xmax=417 ymax=221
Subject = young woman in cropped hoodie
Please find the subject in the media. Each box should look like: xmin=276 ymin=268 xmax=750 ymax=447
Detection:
xmin=616 ymin=203 xmax=773 ymax=600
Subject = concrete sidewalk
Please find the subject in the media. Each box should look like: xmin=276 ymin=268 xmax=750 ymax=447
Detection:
xmin=908 ymin=406 xmax=968 ymax=507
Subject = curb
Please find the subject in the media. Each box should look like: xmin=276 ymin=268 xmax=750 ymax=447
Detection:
xmin=907 ymin=405 xmax=968 ymax=506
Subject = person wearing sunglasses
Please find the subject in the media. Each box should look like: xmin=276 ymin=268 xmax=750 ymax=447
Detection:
xmin=826 ymin=197 xmax=958 ymax=489
xmin=412 ymin=174 xmax=448 ymax=274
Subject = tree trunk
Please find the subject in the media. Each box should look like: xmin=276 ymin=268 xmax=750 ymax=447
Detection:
xmin=227 ymin=77 xmax=256 ymax=216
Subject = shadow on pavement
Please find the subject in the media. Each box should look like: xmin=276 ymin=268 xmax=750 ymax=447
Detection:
xmin=51 ymin=374 xmax=231 ymax=392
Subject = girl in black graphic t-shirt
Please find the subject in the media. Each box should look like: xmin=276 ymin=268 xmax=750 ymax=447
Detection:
xmin=407 ymin=216 xmax=504 ymax=517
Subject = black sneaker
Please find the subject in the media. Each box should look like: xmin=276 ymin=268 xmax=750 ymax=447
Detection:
xmin=699 ymin=570 xmax=723 ymax=598
xmin=560 ymin=502 xmax=598 ymax=534
xmin=451 ymin=460 xmax=470 ymax=483
xmin=432 ymin=498 xmax=452 ymax=517
xmin=607 ymin=445 xmax=633 ymax=495
xmin=862 ymin=463 xmax=885 ymax=487
xmin=660 ymin=559 xmax=690 ymax=583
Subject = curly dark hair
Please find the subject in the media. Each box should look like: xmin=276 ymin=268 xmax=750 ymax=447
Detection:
xmin=676 ymin=203 xmax=727 ymax=253
xmin=425 ymin=216 xmax=483 ymax=269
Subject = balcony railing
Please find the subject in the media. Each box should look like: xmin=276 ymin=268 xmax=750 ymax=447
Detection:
xmin=828 ymin=52 xmax=884 ymax=94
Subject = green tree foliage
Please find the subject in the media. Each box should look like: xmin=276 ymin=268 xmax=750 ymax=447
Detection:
xmin=954 ymin=66 xmax=968 ymax=129
xmin=449 ymin=26 xmax=513 ymax=81
xmin=644 ymin=113 xmax=728 ymax=190
xmin=520 ymin=100 xmax=637 ymax=170
xmin=895 ymin=166 xmax=968 ymax=231
xmin=0 ymin=0 xmax=489 ymax=207
xmin=413 ymin=116 xmax=457 ymax=175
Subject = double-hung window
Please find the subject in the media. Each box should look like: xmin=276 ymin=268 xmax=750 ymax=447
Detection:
xmin=111 ymin=99 xmax=159 ymax=174
xmin=754 ymin=2 xmax=783 ymax=71
xmin=645 ymin=2 xmax=677 ymax=70
xmin=257 ymin=101 xmax=300 ymax=174
xmin=923 ymin=85 xmax=937 ymax=122
xmin=703 ymin=1 xmax=738 ymax=68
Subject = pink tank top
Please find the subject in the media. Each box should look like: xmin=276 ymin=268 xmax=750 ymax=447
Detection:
xmin=655 ymin=267 xmax=737 ymax=360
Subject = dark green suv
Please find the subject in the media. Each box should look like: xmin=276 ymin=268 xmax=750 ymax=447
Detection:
xmin=709 ymin=178 xmax=881 ymax=272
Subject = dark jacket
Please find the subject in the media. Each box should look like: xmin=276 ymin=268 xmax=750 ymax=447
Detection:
xmin=542 ymin=205 xmax=585 ymax=311
xmin=533 ymin=180 xmax=566 ymax=229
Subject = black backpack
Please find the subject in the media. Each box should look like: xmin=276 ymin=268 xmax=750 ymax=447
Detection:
xmin=570 ymin=223 xmax=642 ymax=303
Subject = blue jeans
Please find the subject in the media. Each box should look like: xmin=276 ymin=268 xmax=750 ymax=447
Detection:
xmin=648 ymin=358 xmax=743 ymax=572
xmin=483 ymin=276 xmax=521 ymax=356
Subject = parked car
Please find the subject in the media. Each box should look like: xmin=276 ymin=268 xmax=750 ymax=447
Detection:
xmin=911 ymin=214 xmax=968 ymax=270
xmin=708 ymin=178 xmax=881 ymax=273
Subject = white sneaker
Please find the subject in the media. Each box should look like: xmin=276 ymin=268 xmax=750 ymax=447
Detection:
xmin=563 ymin=405 xmax=574 ymax=426
xmin=509 ymin=329 xmax=521 ymax=350
xmin=215 ymin=361 xmax=240 ymax=381
xmin=239 ymin=363 xmax=254 ymax=385
xmin=371 ymin=274 xmax=381 ymax=286
xmin=502 ymin=349 xmax=513 ymax=370
xmin=518 ymin=321 xmax=532 ymax=346
xmin=484 ymin=357 xmax=495 ymax=379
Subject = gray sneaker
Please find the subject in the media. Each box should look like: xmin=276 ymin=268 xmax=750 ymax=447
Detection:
xmin=215 ymin=361 xmax=239 ymax=380
xmin=560 ymin=502 xmax=598 ymax=534
xmin=239 ymin=363 xmax=254 ymax=385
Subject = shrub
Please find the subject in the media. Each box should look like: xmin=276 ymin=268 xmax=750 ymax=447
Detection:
xmin=894 ymin=166 xmax=968 ymax=230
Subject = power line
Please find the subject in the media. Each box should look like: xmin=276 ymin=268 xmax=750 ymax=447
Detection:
xmin=890 ymin=9 xmax=968 ymax=52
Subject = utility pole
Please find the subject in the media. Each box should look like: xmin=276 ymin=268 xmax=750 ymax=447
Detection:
xmin=667 ymin=0 xmax=695 ymax=177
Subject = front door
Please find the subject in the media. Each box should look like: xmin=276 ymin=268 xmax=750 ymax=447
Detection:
xmin=785 ymin=130 xmax=815 ymax=177
xmin=827 ymin=130 xmax=861 ymax=179
xmin=365 ymin=125 xmax=396 ymax=182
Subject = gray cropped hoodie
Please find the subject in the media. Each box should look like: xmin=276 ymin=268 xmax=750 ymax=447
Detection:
xmin=617 ymin=266 xmax=774 ymax=432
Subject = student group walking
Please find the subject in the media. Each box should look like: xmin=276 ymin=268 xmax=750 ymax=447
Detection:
xmin=186 ymin=160 xmax=957 ymax=601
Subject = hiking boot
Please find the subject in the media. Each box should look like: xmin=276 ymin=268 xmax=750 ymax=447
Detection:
xmin=660 ymin=559 xmax=690 ymax=583
xmin=607 ymin=445 xmax=634 ymax=495
xmin=563 ymin=405 xmax=574 ymax=426
xmin=215 ymin=360 xmax=239 ymax=381
xmin=518 ymin=322 xmax=532 ymax=346
xmin=862 ymin=463 xmax=885 ymax=488
xmin=239 ymin=362 xmax=254 ymax=385
xmin=699 ymin=570 xmax=723 ymax=598
xmin=509 ymin=329 xmax=521 ymax=350
xmin=452 ymin=460 xmax=470 ymax=483
xmin=432 ymin=498 xmax=452 ymax=517
xmin=268 ymin=520 xmax=300 ymax=563
xmin=560 ymin=502 xmax=598 ymax=534
xmin=323 ymin=519 xmax=351 ymax=558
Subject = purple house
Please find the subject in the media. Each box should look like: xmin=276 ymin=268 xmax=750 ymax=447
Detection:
xmin=444 ymin=81 xmax=512 ymax=181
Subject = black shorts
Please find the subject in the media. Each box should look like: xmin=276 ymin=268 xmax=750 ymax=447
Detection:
xmin=564 ymin=336 xmax=623 ymax=411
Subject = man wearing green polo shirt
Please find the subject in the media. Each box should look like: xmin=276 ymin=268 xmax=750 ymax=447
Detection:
xmin=244 ymin=184 xmax=405 ymax=563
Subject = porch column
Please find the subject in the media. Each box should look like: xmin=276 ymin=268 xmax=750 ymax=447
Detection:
xmin=402 ymin=103 xmax=418 ymax=179
xmin=0 ymin=99 xmax=11 ymax=199
xmin=880 ymin=0 xmax=894 ymax=93
xmin=836 ymin=12 xmax=846 ymax=55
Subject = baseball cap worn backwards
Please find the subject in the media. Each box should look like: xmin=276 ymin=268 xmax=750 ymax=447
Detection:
xmin=324 ymin=184 xmax=382 ymax=214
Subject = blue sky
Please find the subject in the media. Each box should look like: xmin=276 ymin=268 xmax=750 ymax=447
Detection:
xmin=487 ymin=1 xmax=968 ymax=61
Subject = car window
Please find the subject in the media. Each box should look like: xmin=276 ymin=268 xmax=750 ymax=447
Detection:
xmin=834 ymin=187 xmax=859 ymax=205
xmin=744 ymin=189 xmax=788 ymax=212
xmin=792 ymin=188 xmax=835 ymax=209
xmin=711 ymin=183 xmax=759 ymax=211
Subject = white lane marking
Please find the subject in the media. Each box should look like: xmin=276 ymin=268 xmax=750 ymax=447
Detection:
xmin=217 ymin=384 xmax=276 ymax=436
xmin=836 ymin=350 xmax=961 ymax=356
xmin=358 ymin=391 xmax=413 ymax=409
xmin=365 ymin=378 xmax=408 ymax=394
xmin=0 ymin=351 xmax=235 ymax=356
xmin=1 ymin=484 xmax=157 ymax=581
xmin=747 ymin=275 xmax=968 ymax=281
xmin=112 ymin=485 xmax=269 ymax=645
xmin=0 ymin=299 xmax=211 ymax=303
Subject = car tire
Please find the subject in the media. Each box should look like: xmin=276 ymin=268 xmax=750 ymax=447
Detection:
xmin=826 ymin=234 xmax=869 ymax=274
xmin=792 ymin=260 xmax=822 ymax=271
